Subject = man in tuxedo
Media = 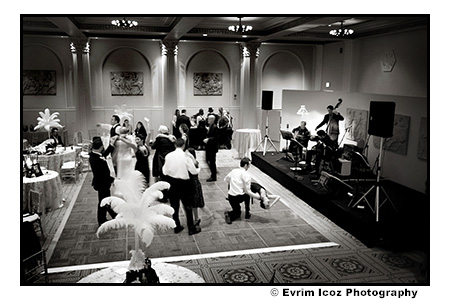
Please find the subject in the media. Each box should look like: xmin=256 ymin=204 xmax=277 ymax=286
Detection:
xmin=97 ymin=114 xmax=121 ymax=174
xmin=203 ymin=115 xmax=219 ymax=182
xmin=89 ymin=138 xmax=117 ymax=226
xmin=175 ymin=109 xmax=191 ymax=138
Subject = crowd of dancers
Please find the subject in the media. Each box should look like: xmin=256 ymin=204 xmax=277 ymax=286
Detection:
xmin=90 ymin=109 xmax=279 ymax=236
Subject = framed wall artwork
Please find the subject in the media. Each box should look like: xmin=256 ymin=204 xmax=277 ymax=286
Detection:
xmin=373 ymin=114 xmax=410 ymax=155
xmin=417 ymin=117 xmax=427 ymax=160
xmin=193 ymin=73 xmax=223 ymax=95
xmin=111 ymin=72 xmax=143 ymax=96
xmin=345 ymin=108 xmax=368 ymax=146
xmin=23 ymin=70 xmax=56 ymax=95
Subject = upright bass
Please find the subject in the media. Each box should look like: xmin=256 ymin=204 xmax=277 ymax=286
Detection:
xmin=326 ymin=98 xmax=343 ymax=141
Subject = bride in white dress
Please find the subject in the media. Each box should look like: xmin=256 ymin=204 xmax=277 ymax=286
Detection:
xmin=111 ymin=128 xmax=136 ymax=179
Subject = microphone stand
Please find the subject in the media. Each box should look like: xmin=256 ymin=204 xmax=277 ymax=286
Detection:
xmin=339 ymin=125 xmax=352 ymax=147
xmin=351 ymin=137 xmax=397 ymax=222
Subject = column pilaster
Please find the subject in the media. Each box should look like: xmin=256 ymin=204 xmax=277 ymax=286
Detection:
xmin=161 ymin=40 xmax=179 ymax=129
xmin=240 ymin=42 xmax=260 ymax=128
xmin=70 ymin=38 xmax=92 ymax=139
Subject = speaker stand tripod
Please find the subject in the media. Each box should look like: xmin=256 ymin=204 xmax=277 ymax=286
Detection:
xmin=351 ymin=137 xmax=397 ymax=222
xmin=255 ymin=110 xmax=279 ymax=157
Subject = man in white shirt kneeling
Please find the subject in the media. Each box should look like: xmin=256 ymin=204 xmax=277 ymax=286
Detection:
xmin=224 ymin=157 xmax=261 ymax=224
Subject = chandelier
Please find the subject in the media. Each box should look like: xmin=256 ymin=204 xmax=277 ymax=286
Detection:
xmin=329 ymin=21 xmax=354 ymax=37
xmin=111 ymin=18 xmax=138 ymax=28
xmin=228 ymin=17 xmax=252 ymax=33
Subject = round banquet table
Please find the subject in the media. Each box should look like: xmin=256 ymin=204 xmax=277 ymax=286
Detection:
xmin=233 ymin=128 xmax=262 ymax=158
xmin=23 ymin=170 xmax=63 ymax=217
xmin=78 ymin=261 xmax=205 ymax=283
xmin=38 ymin=146 xmax=81 ymax=174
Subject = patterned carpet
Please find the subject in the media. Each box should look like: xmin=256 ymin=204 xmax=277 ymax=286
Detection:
xmin=47 ymin=244 xmax=426 ymax=284
xmin=48 ymin=157 xmax=330 ymax=268
xmin=41 ymin=150 xmax=427 ymax=284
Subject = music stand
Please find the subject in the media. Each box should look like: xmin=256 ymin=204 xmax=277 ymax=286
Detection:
xmin=255 ymin=110 xmax=278 ymax=156
xmin=279 ymin=129 xmax=295 ymax=162
xmin=289 ymin=139 xmax=304 ymax=173
xmin=351 ymin=137 xmax=397 ymax=222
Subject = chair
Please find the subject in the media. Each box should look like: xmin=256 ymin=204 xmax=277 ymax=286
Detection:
xmin=60 ymin=155 xmax=81 ymax=182
xmin=23 ymin=189 xmax=45 ymax=239
xmin=73 ymin=131 xmax=90 ymax=152
xmin=79 ymin=150 xmax=90 ymax=172
xmin=74 ymin=131 xmax=91 ymax=171
xmin=22 ymin=249 xmax=49 ymax=284
xmin=88 ymin=129 xmax=98 ymax=140
xmin=62 ymin=129 xmax=69 ymax=147
xmin=31 ymin=134 xmax=40 ymax=147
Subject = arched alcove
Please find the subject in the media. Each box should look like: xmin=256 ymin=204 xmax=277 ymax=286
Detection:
xmin=101 ymin=47 xmax=154 ymax=108
xmin=182 ymin=49 xmax=231 ymax=110
xmin=261 ymin=51 xmax=305 ymax=109
xmin=23 ymin=44 xmax=66 ymax=109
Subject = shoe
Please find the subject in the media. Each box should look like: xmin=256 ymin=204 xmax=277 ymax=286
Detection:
xmin=269 ymin=196 xmax=281 ymax=209
xmin=174 ymin=226 xmax=184 ymax=234
xmin=189 ymin=226 xmax=201 ymax=235
xmin=206 ymin=177 xmax=216 ymax=182
xmin=224 ymin=211 xmax=232 ymax=224
xmin=245 ymin=212 xmax=251 ymax=219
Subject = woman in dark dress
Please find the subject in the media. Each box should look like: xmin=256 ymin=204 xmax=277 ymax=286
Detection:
xmin=179 ymin=123 xmax=190 ymax=150
xmin=151 ymin=125 xmax=175 ymax=181
xmin=134 ymin=121 xmax=148 ymax=142
xmin=187 ymin=148 xmax=206 ymax=227
xmin=250 ymin=182 xmax=281 ymax=209
xmin=134 ymin=134 xmax=150 ymax=184
xmin=114 ymin=133 xmax=151 ymax=184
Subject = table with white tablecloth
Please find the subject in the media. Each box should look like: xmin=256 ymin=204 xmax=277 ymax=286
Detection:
xmin=37 ymin=146 xmax=81 ymax=174
xmin=78 ymin=261 xmax=205 ymax=283
xmin=22 ymin=170 xmax=63 ymax=217
xmin=233 ymin=129 xmax=262 ymax=158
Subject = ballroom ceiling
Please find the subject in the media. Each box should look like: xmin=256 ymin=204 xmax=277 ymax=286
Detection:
xmin=22 ymin=15 xmax=428 ymax=44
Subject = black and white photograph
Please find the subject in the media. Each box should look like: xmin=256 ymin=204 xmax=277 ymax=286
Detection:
xmin=15 ymin=5 xmax=442 ymax=299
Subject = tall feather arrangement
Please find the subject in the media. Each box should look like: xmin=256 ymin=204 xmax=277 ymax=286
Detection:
xmin=34 ymin=108 xmax=63 ymax=138
xmin=96 ymin=171 xmax=175 ymax=271
xmin=114 ymin=104 xmax=133 ymax=123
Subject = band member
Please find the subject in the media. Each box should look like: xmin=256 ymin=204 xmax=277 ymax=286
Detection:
xmin=289 ymin=121 xmax=311 ymax=156
xmin=315 ymin=101 xmax=344 ymax=143
xmin=305 ymin=130 xmax=337 ymax=175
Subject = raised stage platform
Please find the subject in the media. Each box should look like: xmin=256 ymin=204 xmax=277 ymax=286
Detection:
xmin=251 ymin=151 xmax=429 ymax=251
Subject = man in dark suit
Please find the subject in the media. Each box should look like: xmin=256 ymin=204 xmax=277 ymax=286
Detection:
xmin=97 ymin=114 xmax=121 ymax=174
xmin=203 ymin=115 xmax=219 ymax=182
xmin=89 ymin=138 xmax=117 ymax=226
xmin=50 ymin=127 xmax=64 ymax=146
xmin=175 ymin=109 xmax=191 ymax=138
